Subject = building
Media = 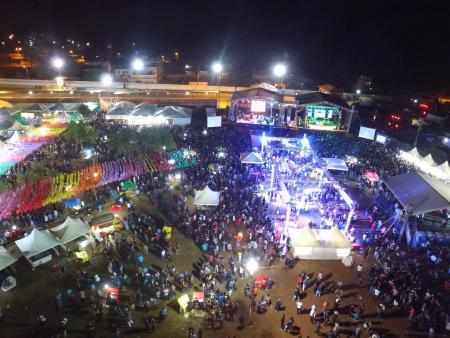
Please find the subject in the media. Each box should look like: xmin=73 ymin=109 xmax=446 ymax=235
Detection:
xmin=114 ymin=61 xmax=162 ymax=83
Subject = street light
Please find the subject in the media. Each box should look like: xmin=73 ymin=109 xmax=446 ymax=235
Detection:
xmin=51 ymin=57 xmax=65 ymax=71
xmin=273 ymin=63 xmax=287 ymax=86
xmin=212 ymin=62 xmax=223 ymax=109
xmin=246 ymin=258 xmax=259 ymax=327
xmin=100 ymin=73 xmax=113 ymax=86
xmin=131 ymin=58 xmax=144 ymax=71
xmin=356 ymin=89 xmax=361 ymax=95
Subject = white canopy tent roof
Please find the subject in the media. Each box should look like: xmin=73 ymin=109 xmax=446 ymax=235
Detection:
xmin=5 ymin=130 xmax=21 ymax=144
xmin=7 ymin=121 xmax=28 ymax=131
xmin=289 ymin=226 xmax=322 ymax=248
xmin=153 ymin=106 xmax=192 ymax=118
xmin=194 ymin=186 xmax=220 ymax=206
xmin=383 ymin=172 xmax=450 ymax=216
xmin=15 ymin=229 xmax=60 ymax=259
xmin=323 ymin=158 xmax=348 ymax=171
xmin=0 ymin=246 xmax=17 ymax=271
xmin=240 ymin=152 xmax=265 ymax=164
xmin=325 ymin=227 xmax=353 ymax=249
xmin=130 ymin=103 xmax=158 ymax=117
xmin=106 ymin=101 xmax=136 ymax=120
xmin=50 ymin=216 xmax=90 ymax=244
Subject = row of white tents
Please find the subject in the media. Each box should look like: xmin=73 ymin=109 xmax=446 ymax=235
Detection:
xmin=106 ymin=101 xmax=192 ymax=126
xmin=400 ymin=147 xmax=450 ymax=181
xmin=288 ymin=226 xmax=352 ymax=260
xmin=0 ymin=217 xmax=90 ymax=271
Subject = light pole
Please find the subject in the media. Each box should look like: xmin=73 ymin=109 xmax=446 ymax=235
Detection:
xmin=246 ymin=258 xmax=259 ymax=327
xmin=212 ymin=62 xmax=223 ymax=109
xmin=273 ymin=63 xmax=287 ymax=87
xmin=51 ymin=57 xmax=65 ymax=76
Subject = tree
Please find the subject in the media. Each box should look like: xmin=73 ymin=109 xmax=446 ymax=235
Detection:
xmin=108 ymin=128 xmax=140 ymax=158
xmin=16 ymin=162 xmax=60 ymax=184
xmin=64 ymin=121 xmax=97 ymax=150
xmin=139 ymin=126 xmax=176 ymax=152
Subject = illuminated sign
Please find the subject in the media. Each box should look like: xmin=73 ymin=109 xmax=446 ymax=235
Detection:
xmin=306 ymin=105 xmax=339 ymax=119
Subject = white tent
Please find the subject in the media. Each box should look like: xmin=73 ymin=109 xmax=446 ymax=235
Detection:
xmin=288 ymin=226 xmax=324 ymax=259
xmin=325 ymin=227 xmax=353 ymax=249
xmin=323 ymin=158 xmax=348 ymax=171
xmin=436 ymin=161 xmax=450 ymax=177
xmin=50 ymin=216 xmax=90 ymax=244
xmin=0 ymin=246 xmax=17 ymax=271
xmin=407 ymin=147 xmax=422 ymax=160
xmin=194 ymin=186 xmax=220 ymax=206
xmin=153 ymin=106 xmax=192 ymax=126
xmin=240 ymin=152 xmax=264 ymax=164
xmin=15 ymin=229 xmax=60 ymax=259
xmin=106 ymin=101 xmax=136 ymax=120
xmin=7 ymin=121 xmax=28 ymax=132
xmin=422 ymin=154 xmax=437 ymax=167
xmin=383 ymin=172 xmax=450 ymax=216
xmin=312 ymin=227 xmax=353 ymax=259
xmin=5 ymin=130 xmax=21 ymax=144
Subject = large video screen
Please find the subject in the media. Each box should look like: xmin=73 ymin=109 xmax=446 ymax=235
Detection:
xmin=207 ymin=116 xmax=222 ymax=128
xmin=251 ymin=100 xmax=266 ymax=113
xmin=358 ymin=126 xmax=376 ymax=140
xmin=375 ymin=134 xmax=388 ymax=144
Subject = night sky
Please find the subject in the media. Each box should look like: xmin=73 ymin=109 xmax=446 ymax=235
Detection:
xmin=1 ymin=0 xmax=449 ymax=92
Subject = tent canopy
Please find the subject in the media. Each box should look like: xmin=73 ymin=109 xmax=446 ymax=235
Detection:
xmin=153 ymin=106 xmax=192 ymax=118
xmin=23 ymin=103 xmax=49 ymax=113
xmin=289 ymin=226 xmax=322 ymax=248
xmin=50 ymin=216 xmax=90 ymax=244
xmin=0 ymin=100 xmax=13 ymax=108
xmin=0 ymin=246 xmax=17 ymax=271
xmin=0 ymin=107 xmax=13 ymax=116
xmin=194 ymin=186 xmax=220 ymax=206
xmin=325 ymin=227 xmax=352 ymax=249
xmin=323 ymin=158 xmax=348 ymax=171
xmin=130 ymin=103 xmax=158 ymax=117
xmin=240 ymin=152 xmax=264 ymax=164
xmin=15 ymin=228 xmax=60 ymax=259
xmin=8 ymin=121 xmax=28 ymax=131
xmin=383 ymin=172 xmax=450 ymax=215
xmin=106 ymin=101 xmax=136 ymax=118
xmin=5 ymin=130 xmax=21 ymax=144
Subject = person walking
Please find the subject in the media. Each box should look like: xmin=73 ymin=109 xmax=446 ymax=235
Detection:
xmin=296 ymin=300 xmax=303 ymax=315
xmin=310 ymin=304 xmax=317 ymax=320
xmin=239 ymin=313 xmax=245 ymax=329
xmin=280 ymin=314 xmax=285 ymax=331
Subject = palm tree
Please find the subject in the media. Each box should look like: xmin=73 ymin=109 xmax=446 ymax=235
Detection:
xmin=64 ymin=121 xmax=97 ymax=150
xmin=16 ymin=161 xmax=60 ymax=184
xmin=108 ymin=128 xmax=140 ymax=158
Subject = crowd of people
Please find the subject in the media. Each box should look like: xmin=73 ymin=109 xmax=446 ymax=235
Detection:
xmin=0 ymin=119 xmax=449 ymax=337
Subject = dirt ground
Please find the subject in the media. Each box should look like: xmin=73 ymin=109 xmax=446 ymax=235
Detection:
xmin=0 ymin=194 xmax=431 ymax=338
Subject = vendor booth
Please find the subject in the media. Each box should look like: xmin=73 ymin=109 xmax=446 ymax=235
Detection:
xmin=50 ymin=216 xmax=91 ymax=245
xmin=194 ymin=186 xmax=220 ymax=207
xmin=15 ymin=229 xmax=60 ymax=268
xmin=0 ymin=246 xmax=17 ymax=272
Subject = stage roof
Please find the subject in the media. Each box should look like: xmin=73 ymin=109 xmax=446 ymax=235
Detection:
xmin=383 ymin=172 xmax=450 ymax=215
xmin=323 ymin=158 xmax=348 ymax=171
xmin=296 ymin=92 xmax=350 ymax=110
xmin=231 ymin=88 xmax=283 ymax=102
